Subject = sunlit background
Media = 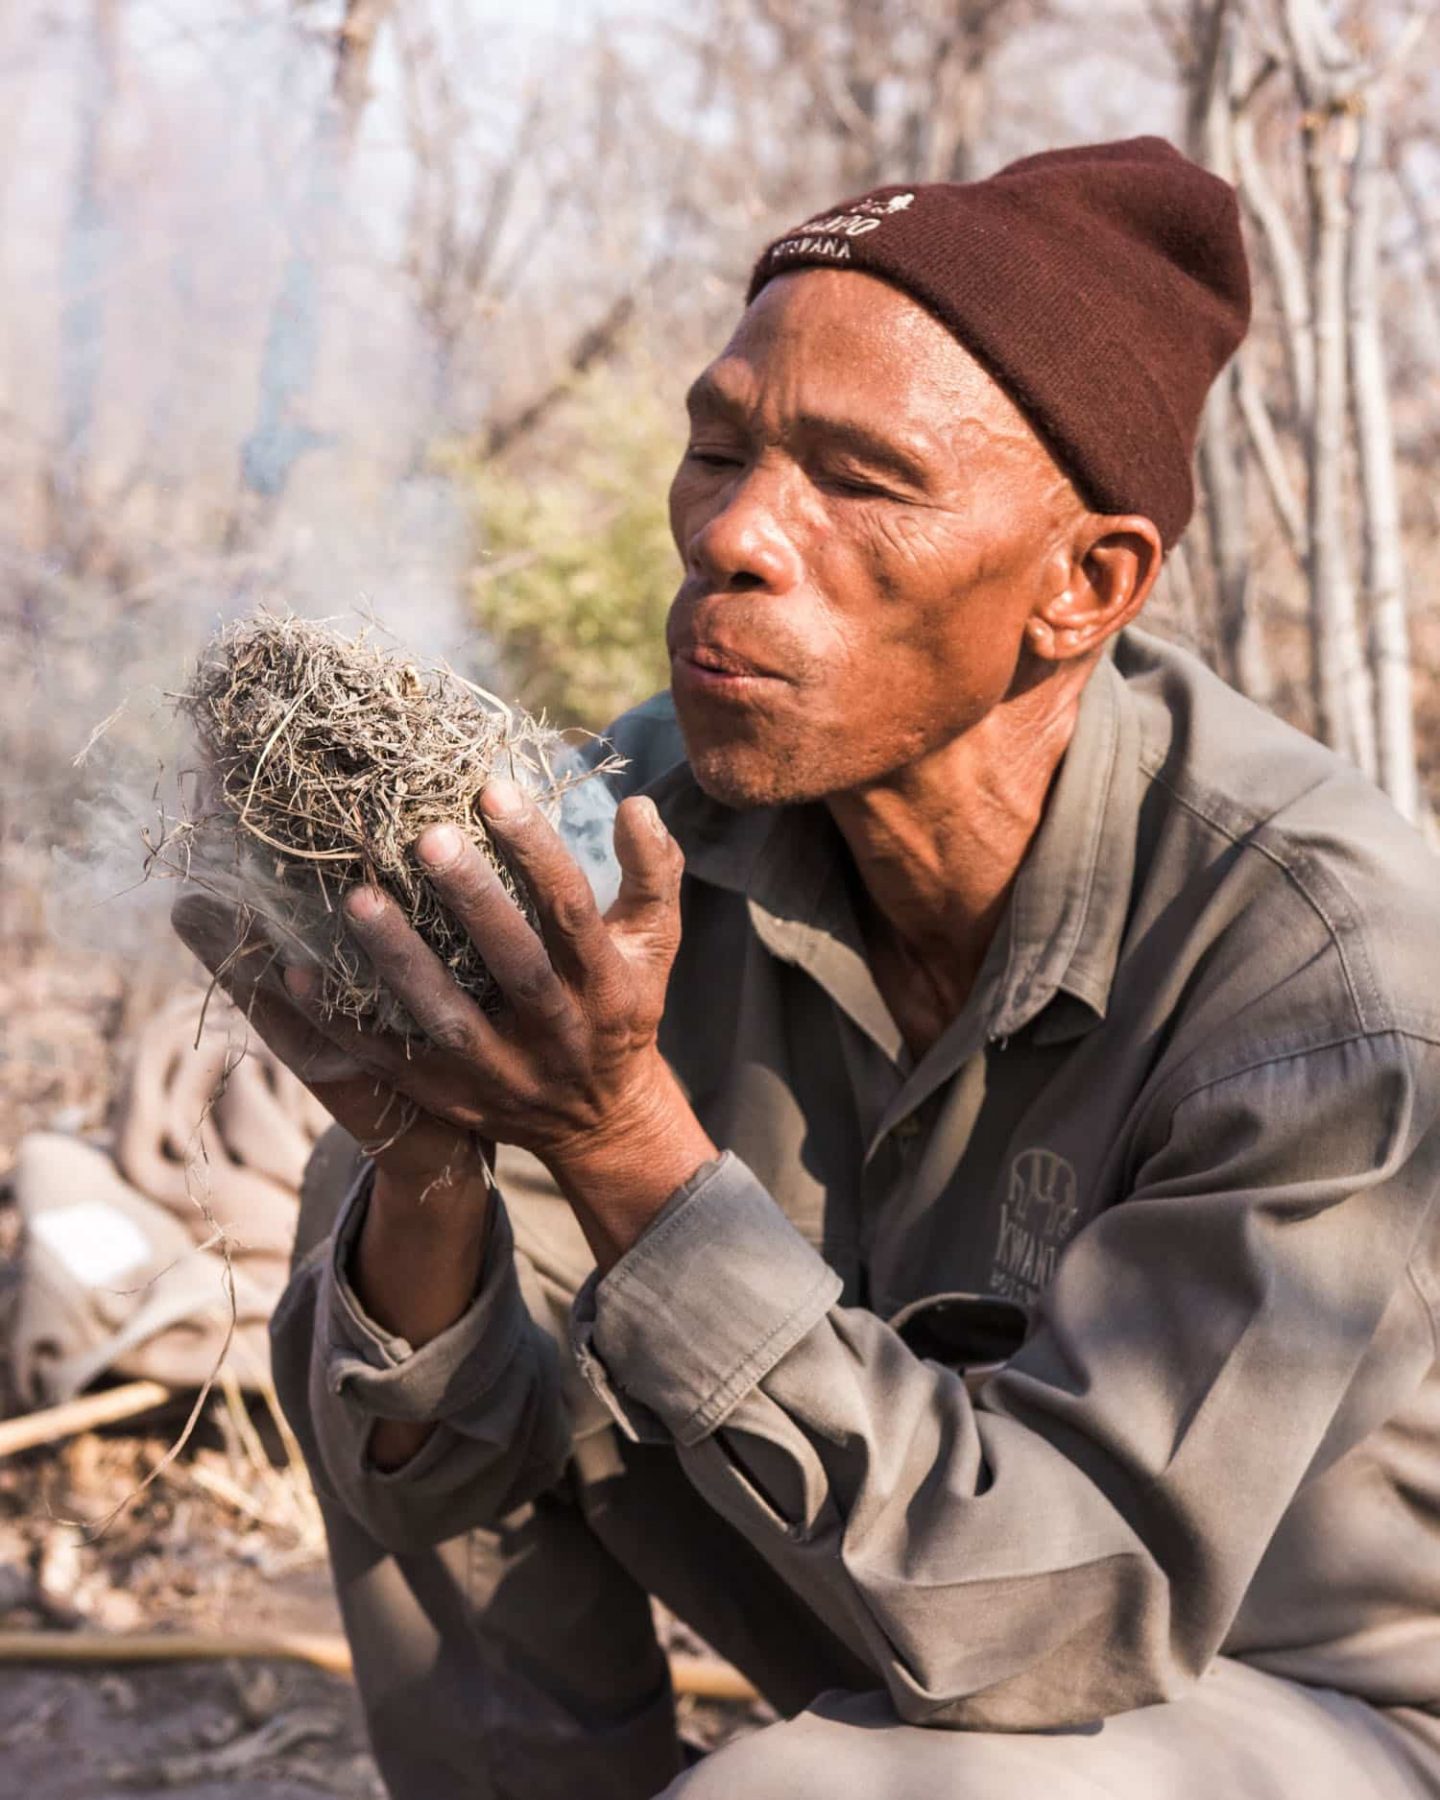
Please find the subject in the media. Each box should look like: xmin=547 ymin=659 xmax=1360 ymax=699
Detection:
xmin=0 ymin=7 xmax=1437 ymax=1784
xmin=4 ymin=0 xmax=1439 ymax=1320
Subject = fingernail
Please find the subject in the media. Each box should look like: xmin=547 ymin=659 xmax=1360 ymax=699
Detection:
xmin=481 ymin=779 xmax=525 ymax=820
xmin=283 ymin=965 xmax=316 ymax=999
xmin=639 ymin=797 xmax=668 ymax=839
xmin=417 ymin=824 xmax=462 ymax=868
xmin=345 ymin=886 xmax=385 ymax=922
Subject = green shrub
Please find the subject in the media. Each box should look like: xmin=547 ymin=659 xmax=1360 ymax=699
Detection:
xmin=457 ymin=368 xmax=682 ymax=732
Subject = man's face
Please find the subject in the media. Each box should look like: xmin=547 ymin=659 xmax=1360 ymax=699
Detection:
xmin=666 ymin=268 xmax=1082 ymax=808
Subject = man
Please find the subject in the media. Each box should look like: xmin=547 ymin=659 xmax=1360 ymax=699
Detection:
xmin=177 ymin=138 xmax=1440 ymax=1797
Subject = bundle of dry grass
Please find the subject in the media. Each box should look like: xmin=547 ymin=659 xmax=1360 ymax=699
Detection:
xmin=160 ymin=613 xmax=602 ymax=1034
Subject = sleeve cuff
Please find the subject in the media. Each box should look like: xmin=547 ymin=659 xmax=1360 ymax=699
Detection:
xmin=320 ymin=1163 xmax=534 ymax=1424
xmin=570 ymin=1151 xmax=842 ymax=1447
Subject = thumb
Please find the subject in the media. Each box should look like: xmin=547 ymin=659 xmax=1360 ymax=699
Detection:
xmin=604 ymin=796 xmax=684 ymax=963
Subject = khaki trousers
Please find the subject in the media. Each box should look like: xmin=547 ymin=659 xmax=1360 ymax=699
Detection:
xmin=279 ymin=1133 xmax=1440 ymax=1800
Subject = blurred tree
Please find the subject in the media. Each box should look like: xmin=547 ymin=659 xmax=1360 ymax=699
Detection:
xmin=3 ymin=0 xmax=1437 ymax=842
xmin=54 ymin=0 xmax=120 ymax=555
xmin=1184 ymin=0 xmax=1272 ymax=704
xmin=453 ymin=367 xmax=681 ymax=730
xmin=731 ymin=0 xmax=1043 ymax=190
xmin=237 ymin=0 xmax=395 ymax=510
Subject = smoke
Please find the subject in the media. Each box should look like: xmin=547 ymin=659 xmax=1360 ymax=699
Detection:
xmin=2 ymin=3 xmax=648 ymax=1007
xmin=1 ymin=3 xmax=488 ymax=967
xmin=40 ymin=677 xmax=197 ymax=968
xmin=553 ymin=749 xmax=623 ymax=912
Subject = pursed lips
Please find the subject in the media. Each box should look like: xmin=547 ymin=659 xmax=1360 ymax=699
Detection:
xmin=671 ymin=641 xmax=789 ymax=687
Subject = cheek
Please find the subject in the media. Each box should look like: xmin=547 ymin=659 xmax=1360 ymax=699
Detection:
xmin=794 ymin=586 xmax=856 ymax=670
xmin=864 ymin=511 xmax=984 ymax=654
xmin=857 ymin=515 xmax=1031 ymax=713
xmin=869 ymin=503 xmax=951 ymax=581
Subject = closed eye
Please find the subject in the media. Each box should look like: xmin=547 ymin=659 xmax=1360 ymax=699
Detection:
xmin=684 ymin=447 xmax=746 ymax=469
xmin=822 ymin=473 xmax=901 ymax=501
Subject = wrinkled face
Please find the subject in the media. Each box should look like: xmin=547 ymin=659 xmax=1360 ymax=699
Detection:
xmin=667 ymin=268 xmax=1084 ymax=808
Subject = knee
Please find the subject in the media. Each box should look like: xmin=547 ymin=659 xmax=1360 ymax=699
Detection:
xmin=660 ymin=1697 xmax=884 ymax=1800
xmin=657 ymin=1729 xmax=815 ymax=1800
xmin=662 ymin=1689 xmax=1087 ymax=1800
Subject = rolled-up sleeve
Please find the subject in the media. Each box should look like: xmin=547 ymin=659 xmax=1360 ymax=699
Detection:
xmin=273 ymin=1163 xmax=571 ymax=1553
xmin=571 ymin=1154 xmax=842 ymax=1446
xmin=572 ymin=1031 xmax=1440 ymax=1729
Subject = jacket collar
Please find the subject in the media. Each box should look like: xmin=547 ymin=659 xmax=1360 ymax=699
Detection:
xmin=991 ymin=651 xmax=1139 ymax=1043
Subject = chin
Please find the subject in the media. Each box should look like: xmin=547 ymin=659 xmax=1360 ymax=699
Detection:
xmin=686 ymin=748 xmax=792 ymax=809
xmin=673 ymin=689 xmax=856 ymax=808
xmin=683 ymin=735 xmax=848 ymax=810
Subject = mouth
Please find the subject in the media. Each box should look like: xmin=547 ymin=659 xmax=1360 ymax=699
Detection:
xmin=672 ymin=642 xmax=788 ymax=697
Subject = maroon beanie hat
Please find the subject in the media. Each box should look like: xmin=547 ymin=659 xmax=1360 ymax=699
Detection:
xmin=746 ymin=137 xmax=1250 ymax=547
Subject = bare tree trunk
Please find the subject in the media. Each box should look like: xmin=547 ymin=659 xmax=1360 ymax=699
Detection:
xmin=334 ymin=0 xmax=393 ymax=122
xmin=1394 ymin=156 xmax=1440 ymax=370
xmin=1187 ymin=0 xmax=1272 ymax=700
xmin=1236 ymin=355 xmax=1307 ymax=566
xmin=1285 ymin=0 xmax=1375 ymax=774
xmin=1233 ymin=101 xmax=1316 ymax=425
xmin=1348 ymin=89 xmax=1419 ymax=818
xmin=1197 ymin=372 xmax=1271 ymax=694
xmin=1303 ymin=110 xmax=1375 ymax=772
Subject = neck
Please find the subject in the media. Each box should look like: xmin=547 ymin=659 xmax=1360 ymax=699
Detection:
xmin=827 ymin=668 xmax=1087 ymax=1052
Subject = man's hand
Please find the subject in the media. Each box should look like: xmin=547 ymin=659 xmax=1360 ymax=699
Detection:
xmin=172 ymin=886 xmax=496 ymax=1474
xmin=170 ymin=890 xmax=492 ymax=1198
xmin=277 ymin=780 xmax=716 ymax=1270
xmin=173 ymin=780 xmax=712 ymax=1466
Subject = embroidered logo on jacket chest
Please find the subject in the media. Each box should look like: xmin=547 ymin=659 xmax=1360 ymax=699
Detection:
xmin=990 ymin=1147 xmax=1080 ymax=1303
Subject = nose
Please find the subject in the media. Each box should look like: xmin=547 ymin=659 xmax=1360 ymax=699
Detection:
xmin=685 ymin=468 xmax=804 ymax=596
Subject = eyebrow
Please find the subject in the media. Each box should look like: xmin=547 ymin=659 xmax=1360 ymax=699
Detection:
xmin=684 ymin=372 xmax=938 ymax=490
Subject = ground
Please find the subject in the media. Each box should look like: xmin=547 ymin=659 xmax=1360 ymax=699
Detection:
xmin=0 ymin=1424 xmax=762 ymax=1799
xmin=0 ymin=1665 xmax=373 ymax=1800
xmin=0 ymin=1418 xmax=382 ymax=1800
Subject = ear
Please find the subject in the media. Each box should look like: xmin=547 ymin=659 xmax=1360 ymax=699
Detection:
xmin=1023 ymin=516 xmax=1165 ymax=665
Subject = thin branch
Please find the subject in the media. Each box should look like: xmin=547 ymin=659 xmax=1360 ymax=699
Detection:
xmin=1236 ymin=356 xmax=1308 ymax=562
xmin=1291 ymin=2 xmax=1376 ymax=772
xmin=1349 ymin=82 xmax=1419 ymax=817
xmin=1233 ymin=105 xmax=1316 ymax=421
xmin=480 ymin=289 xmax=643 ymax=459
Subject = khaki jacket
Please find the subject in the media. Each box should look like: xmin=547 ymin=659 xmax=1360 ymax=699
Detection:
xmin=276 ymin=630 xmax=1440 ymax=1732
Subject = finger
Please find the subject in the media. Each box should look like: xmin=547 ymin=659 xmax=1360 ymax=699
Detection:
xmin=413 ymin=818 xmax=579 ymax=1022
xmin=281 ymin=962 xmax=428 ymax=1084
xmin=174 ymin=893 xmax=303 ymax=1043
xmin=172 ymin=893 xmax=403 ymax=1142
xmin=234 ymin=981 xmax=413 ymax=1146
xmin=471 ymin=781 xmax=621 ymax=990
xmin=282 ymin=962 xmax=512 ymax=1149
xmin=606 ymin=796 xmax=684 ymax=944
xmin=172 ymin=893 xmax=271 ymax=983
xmin=338 ymin=883 xmax=510 ymax=1060
xmin=411 ymin=821 xmax=553 ymax=997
